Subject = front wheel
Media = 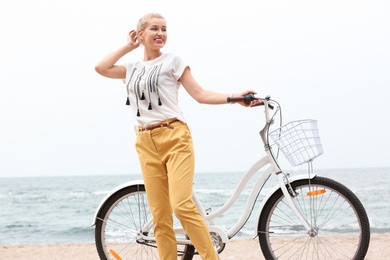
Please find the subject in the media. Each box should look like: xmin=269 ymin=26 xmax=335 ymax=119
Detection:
xmin=95 ymin=184 xmax=195 ymax=260
xmin=258 ymin=176 xmax=370 ymax=260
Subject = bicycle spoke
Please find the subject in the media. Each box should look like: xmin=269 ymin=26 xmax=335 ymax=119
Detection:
xmin=258 ymin=176 xmax=370 ymax=260
xmin=95 ymin=185 xmax=194 ymax=259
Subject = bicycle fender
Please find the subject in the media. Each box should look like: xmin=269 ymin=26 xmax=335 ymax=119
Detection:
xmin=253 ymin=174 xmax=316 ymax=237
xmin=91 ymin=179 xmax=144 ymax=226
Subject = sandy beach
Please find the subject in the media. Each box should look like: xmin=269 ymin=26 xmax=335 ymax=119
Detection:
xmin=0 ymin=234 xmax=389 ymax=259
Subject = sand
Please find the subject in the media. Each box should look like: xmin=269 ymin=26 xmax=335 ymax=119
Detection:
xmin=0 ymin=234 xmax=389 ymax=259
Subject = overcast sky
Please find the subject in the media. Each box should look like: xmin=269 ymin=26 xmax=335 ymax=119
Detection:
xmin=1 ymin=0 xmax=389 ymax=178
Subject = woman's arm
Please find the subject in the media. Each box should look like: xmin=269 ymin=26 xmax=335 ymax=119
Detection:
xmin=179 ymin=67 xmax=259 ymax=107
xmin=95 ymin=30 xmax=139 ymax=79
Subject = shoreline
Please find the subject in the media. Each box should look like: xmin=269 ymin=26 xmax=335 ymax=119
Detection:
xmin=1 ymin=234 xmax=389 ymax=259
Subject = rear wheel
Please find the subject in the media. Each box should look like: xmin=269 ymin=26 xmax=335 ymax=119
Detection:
xmin=258 ymin=176 xmax=370 ymax=260
xmin=95 ymin=185 xmax=194 ymax=259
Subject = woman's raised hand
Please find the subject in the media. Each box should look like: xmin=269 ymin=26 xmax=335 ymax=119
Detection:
xmin=127 ymin=30 xmax=140 ymax=49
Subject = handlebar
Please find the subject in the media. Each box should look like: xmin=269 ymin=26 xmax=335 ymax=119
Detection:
xmin=229 ymin=93 xmax=283 ymax=170
xmin=229 ymin=93 xmax=282 ymax=168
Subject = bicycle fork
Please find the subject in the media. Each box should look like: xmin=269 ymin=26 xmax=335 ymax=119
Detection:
xmin=277 ymin=173 xmax=314 ymax=235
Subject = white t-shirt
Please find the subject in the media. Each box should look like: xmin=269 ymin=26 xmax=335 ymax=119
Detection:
xmin=123 ymin=53 xmax=188 ymax=127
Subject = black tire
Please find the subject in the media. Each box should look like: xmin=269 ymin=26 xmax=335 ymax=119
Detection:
xmin=258 ymin=176 xmax=370 ymax=260
xmin=95 ymin=184 xmax=194 ymax=259
xmin=181 ymin=245 xmax=195 ymax=260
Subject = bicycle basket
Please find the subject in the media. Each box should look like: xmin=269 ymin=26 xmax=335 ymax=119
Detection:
xmin=269 ymin=119 xmax=324 ymax=167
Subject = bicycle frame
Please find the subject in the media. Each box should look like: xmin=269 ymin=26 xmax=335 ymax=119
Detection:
xmin=92 ymin=98 xmax=315 ymax=246
xmin=196 ymin=98 xmax=314 ymax=239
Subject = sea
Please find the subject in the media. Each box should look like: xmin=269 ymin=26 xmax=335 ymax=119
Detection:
xmin=0 ymin=168 xmax=389 ymax=245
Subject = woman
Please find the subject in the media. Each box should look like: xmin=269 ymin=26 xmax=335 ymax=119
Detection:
xmin=95 ymin=12 xmax=259 ymax=260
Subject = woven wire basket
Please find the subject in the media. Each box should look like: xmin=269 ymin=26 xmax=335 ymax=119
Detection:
xmin=269 ymin=119 xmax=324 ymax=167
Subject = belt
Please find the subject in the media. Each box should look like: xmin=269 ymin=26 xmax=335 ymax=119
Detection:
xmin=138 ymin=119 xmax=180 ymax=132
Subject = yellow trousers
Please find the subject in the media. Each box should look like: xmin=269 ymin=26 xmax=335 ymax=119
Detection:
xmin=135 ymin=119 xmax=218 ymax=260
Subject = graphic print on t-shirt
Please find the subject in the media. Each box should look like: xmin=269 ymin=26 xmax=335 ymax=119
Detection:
xmin=126 ymin=63 xmax=163 ymax=117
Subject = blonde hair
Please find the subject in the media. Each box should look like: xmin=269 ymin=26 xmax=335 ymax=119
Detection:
xmin=137 ymin=13 xmax=165 ymax=30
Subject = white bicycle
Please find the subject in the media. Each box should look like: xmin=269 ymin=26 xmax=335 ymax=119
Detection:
xmin=92 ymin=95 xmax=370 ymax=259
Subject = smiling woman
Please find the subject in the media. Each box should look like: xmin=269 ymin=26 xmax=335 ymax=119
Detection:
xmin=94 ymin=12 xmax=260 ymax=260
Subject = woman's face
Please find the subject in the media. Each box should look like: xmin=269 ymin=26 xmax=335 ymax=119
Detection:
xmin=139 ymin=18 xmax=167 ymax=49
